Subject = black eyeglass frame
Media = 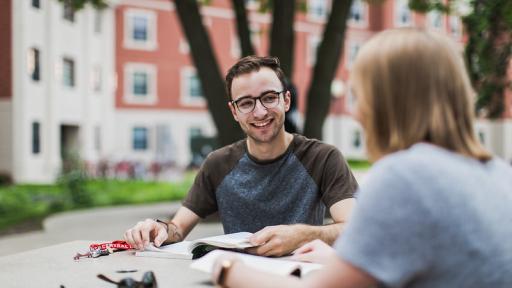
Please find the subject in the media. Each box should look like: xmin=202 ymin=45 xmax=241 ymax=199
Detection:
xmin=230 ymin=90 xmax=286 ymax=114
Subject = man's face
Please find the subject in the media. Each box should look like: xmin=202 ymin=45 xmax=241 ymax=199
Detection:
xmin=229 ymin=67 xmax=290 ymax=144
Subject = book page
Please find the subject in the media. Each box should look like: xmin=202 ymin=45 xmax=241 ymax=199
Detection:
xmin=190 ymin=232 xmax=254 ymax=250
xmin=135 ymin=241 xmax=193 ymax=259
xmin=190 ymin=250 xmax=322 ymax=277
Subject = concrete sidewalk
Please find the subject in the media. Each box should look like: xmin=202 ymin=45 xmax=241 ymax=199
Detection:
xmin=0 ymin=202 xmax=223 ymax=257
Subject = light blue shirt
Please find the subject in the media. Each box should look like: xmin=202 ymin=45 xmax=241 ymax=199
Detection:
xmin=335 ymin=143 xmax=512 ymax=288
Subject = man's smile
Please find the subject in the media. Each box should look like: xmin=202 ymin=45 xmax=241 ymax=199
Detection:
xmin=251 ymin=118 xmax=273 ymax=128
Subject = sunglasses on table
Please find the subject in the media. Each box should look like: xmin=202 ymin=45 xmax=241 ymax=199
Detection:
xmin=97 ymin=271 xmax=157 ymax=288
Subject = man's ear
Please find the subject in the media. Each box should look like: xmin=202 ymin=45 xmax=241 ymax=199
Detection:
xmin=284 ymin=91 xmax=291 ymax=112
xmin=228 ymin=102 xmax=239 ymax=122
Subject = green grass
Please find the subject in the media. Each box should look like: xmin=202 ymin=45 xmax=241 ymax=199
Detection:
xmin=0 ymin=172 xmax=195 ymax=232
xmin=347 ymin=159 xmax=372 ymax=170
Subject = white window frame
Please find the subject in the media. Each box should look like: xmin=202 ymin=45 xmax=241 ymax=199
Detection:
xmin=245 ymin=0 xmax=260 ymax=10
xmin=307 ymin=34 xmax=321 ymax=67
xmin=427 ymin=10 xmax=445 ymax=30
xmin=307 ymin=0 xmax=331 ymax=22
xmin=94 ymin=9 xmax=103 ymax=34
xmin=124 ymin=63 xmax=157 ymax=105
xmin=91 ymin=65 xmax=102 ymax=93
xmin=179 ymin=38 xmax=190 ymax=54
xmin=62 ymin=57 xmax=76 ymax=88
xmin=124 ymin=8 xmax=157 ymax=51
xmin=132 ymin=126 xmax=150 ymax=151
xmin=180 ymin=67 xmax=205 ymax=107
xmin=348 ymin=0 xmax=368 ymax=28
xmin=250 ymin=23 xmax=261 ymax=50
xmin=394 ymin=0 xmax=412 ymax=27
xmin=231 ymin=35 xmax=241 ymax=59
xmin=449 ymin=16 xmax=462 ymax=40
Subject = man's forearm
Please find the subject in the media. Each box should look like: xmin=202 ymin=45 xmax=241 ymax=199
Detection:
xmin=294 ymin=222 xmax=346 ymax=246
xmin=165 ymin=221 xmax=184 ymax=243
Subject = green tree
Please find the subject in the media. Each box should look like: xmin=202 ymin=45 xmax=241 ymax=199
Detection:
xmin=409 ymin=0 xmax=512 ymax=118
xmin=61 ymin=0 xmax=354 ymax=143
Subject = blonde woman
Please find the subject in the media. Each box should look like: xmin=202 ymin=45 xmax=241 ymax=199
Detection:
xmin=210 ymin=28 xmax=512 ymax=288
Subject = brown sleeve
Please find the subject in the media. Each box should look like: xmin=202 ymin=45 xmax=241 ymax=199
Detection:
xmin=182 ymin=140 xmax=246 ymax=218
xmin=294 ymin=135 xmax=358 ymax=209
xmin=319 ymin=148 xmax=358 ymax=208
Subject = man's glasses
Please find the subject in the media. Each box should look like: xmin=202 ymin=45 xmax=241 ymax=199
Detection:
xmin=97 ymin=271 xmax=157 ymax=288
xmin=231 ymin=90 xmax=285 ymax=114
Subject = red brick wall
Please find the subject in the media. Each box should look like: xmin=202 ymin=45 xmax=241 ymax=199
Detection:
xmin=0 ymin=0 xmax=12 ymax=99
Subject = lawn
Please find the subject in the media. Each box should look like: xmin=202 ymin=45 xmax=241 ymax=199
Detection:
xmin=0 ymin=160 xmax=370 ymax=234
xmin=0 ymin=173 xmax=195 ymax=233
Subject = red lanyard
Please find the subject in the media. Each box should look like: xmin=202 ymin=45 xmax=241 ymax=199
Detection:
xmin=74 ymin=240 xmax=133 ymax=260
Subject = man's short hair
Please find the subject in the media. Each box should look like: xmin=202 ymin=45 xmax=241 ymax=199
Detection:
xmin=225 ymin=56 xmax=287 ymax=100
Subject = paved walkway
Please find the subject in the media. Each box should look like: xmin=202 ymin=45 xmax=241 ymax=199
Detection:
xmin=0 ymin=202 xmax=223 ymax=257
xmin=0 ymin=171 xmax=367 ymax=257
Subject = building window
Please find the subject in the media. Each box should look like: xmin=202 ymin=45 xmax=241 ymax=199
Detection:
xmin=133 ymin=72 xmax=148 ymax=95
xmin=124 ymin=9 xmax=157 ymax=50
xmin=94 ymin=126 xmax=101 ymax=151
xmin=478 ymin=130 xmax=485 ymax=145
xmin=245 ymin=0 xmax=260 ymax=10
xmin=92 ymin=65 xmax=102 ymax=92
xmin=62 ymin=57 xmax=75 ymax=87
xmin=346 ymin=41 xmax=361 ymax=69
xmin=133 ymin=127 xmax=148 ymax=150
xmin=63 ymin=3 xmax=75 ymax=22
xmin=94 ymin=10 xmax=103 ymax=33
xmin=395 ymin=0 xmax=412 ymax=27
xmin=32 ymin=122 xmax=41 ymax=154
xmin=450 ymin=16 xmax=462 ymax=39
xmin=27 ymin=48 xmax=40 ymax=81
xmin=349 ymin=0 xmax=366 ymax=25
xmin=307 ymin=34 xmax=321 ymax=66
xmin=124 ymin=63 xmax=157 ymax=104
xmin=427 ymin=10 xmax=444 ymax=29
xmin=32 ymin=0 xmax=40 ymax=9
xmin=352 ymin=130 xmax=362 ymax=149
xmin=308 ymin=0 xmax=330 ymax=21
xmin=181 ymin=67 xmax=205 ymax=106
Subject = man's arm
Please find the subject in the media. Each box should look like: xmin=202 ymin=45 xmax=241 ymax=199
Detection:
xmin=123 ymin=206 xmax=200 ymax=249
xmin=247 ymin=198 xmax=355 ymax=256
xmin=164 ymin=206 xmax=201 ymax=243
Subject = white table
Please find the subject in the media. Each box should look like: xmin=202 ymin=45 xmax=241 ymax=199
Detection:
xmin=0 ymin=240 xmax=212 ymax=287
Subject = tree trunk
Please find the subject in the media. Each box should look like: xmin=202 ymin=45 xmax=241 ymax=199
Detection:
xmin=303 ymin=0 xmax=353 ymax=140
xmin=268 ymin=0 xmax=296 ymax=79
xmin=174 ymin=0 xmax=244 ymax=146
xmin=231 ymin=0 xmax=255 ymax=57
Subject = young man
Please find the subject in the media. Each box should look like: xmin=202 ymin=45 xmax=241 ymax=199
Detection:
xmin=124 ymin=56 xmax=358 ymax=256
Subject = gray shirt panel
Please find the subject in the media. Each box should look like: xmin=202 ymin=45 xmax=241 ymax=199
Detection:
xmin=335 ymin=143 xmax=512 ymax=288
xmin=216 ymin=150 xmax=325 ymax=233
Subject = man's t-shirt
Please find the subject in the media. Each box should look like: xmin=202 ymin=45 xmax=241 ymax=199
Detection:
xmin=335 ymin=143 xmax=512 ymax=288
xmin=182 ymin=134 xmax=358 ymax=233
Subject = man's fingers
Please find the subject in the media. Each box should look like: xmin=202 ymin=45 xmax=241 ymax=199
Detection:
xmin=153 ymin=226 xmax=168 ymax=247
xmin=131 ymin=228 xmax=144 ymax=250
xmin=248 ymin=237 xmax=286 ymax=257
xmin=249 ymin=227 xmax=275 ymax=246
xmin=124 ymin=229 xmax=135 ymax=247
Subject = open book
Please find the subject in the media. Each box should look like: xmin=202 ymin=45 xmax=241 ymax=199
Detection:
xmin=190 ymin=250 xmax=323 ymax=278
xmin=135 ymin=232 xmax=255 ymax=260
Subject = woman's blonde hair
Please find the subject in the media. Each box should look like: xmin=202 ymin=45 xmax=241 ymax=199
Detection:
xmin=352 ymin=28 xmax=491 ymax=162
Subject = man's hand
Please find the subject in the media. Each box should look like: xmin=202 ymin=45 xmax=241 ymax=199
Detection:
xmin=247 ymin=225 xmax=308 ymax=257
xmin=123 ymin=218 xmax=168 ymax=250
xmin=291 ymin=239 xmax=337 ymax=265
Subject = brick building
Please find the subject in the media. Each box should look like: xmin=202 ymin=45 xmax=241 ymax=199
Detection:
xmin=1 ymin=0 xmax=510 ymax=183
